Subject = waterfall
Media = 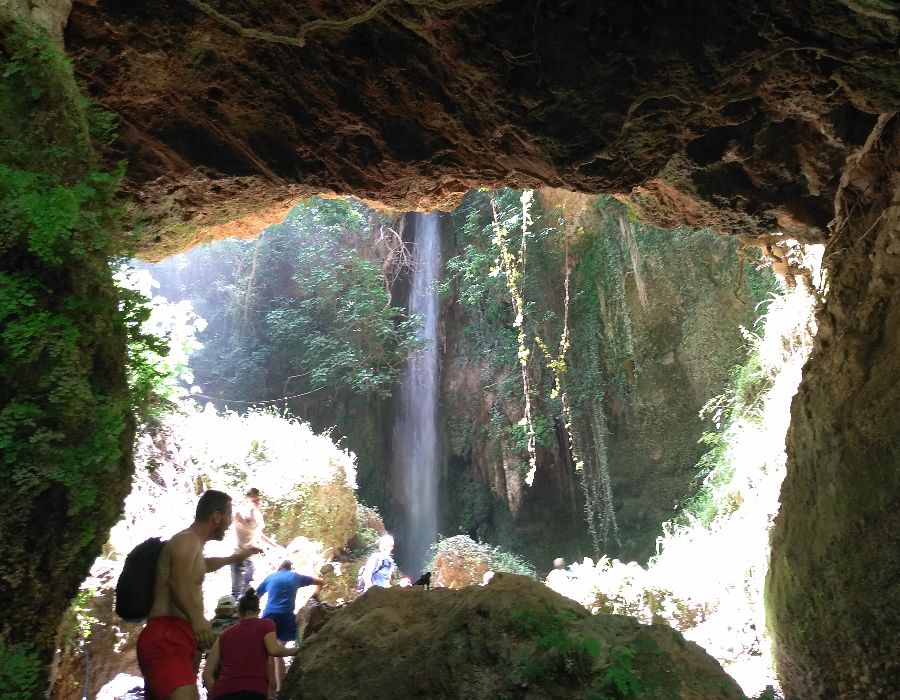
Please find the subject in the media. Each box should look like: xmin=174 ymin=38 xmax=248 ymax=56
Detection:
xmin=393 ymin=212 xmax=441 ymax=575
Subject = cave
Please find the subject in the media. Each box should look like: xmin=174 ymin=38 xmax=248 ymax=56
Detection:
xmin=1 ymin=0 xmax=899 ymax=697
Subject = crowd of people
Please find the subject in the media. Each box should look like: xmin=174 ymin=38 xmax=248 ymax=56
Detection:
xmin=134 ymin=488 xmax=571 ymax=699
xmin=134 ymin=488 xmax=394 ymax=700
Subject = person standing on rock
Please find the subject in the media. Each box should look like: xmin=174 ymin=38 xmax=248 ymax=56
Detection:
xmin=257 ymin=560 xmax=325 ymax=694
xmin=360 ymin=533 xmax=396 ymax=592
xmin=544 ymin=557 xmax=573 ymax=598
xmin=231 ymin=487 xmax=279 ymax=599
xmin=137 ymin=489 xmax=261 ymax=700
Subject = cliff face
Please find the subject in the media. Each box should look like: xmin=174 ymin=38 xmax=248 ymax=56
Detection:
xmin=438 ymin=191 xmax=773 ymax=564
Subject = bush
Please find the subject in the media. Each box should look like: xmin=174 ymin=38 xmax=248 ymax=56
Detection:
xmin=0 ymin=642 xmax=41 ymax=700
xmin=426 ymin=535 xmax=536 ymax=588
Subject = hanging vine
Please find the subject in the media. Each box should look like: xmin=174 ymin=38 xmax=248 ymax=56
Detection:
xmin=538 ymin=218 xmax=621 ymax=554
xmin=482 ymin=190 xmax=624 ymax=548
xmin=490 ymin=190 xmax=538 ymax=484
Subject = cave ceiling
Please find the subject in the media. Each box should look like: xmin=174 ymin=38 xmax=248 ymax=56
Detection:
xmin=64 ymin=0 xmax=899 ymax=258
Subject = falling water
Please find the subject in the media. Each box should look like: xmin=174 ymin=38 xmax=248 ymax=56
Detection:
xmin=393 ymin=212 xmax=441 ymax=575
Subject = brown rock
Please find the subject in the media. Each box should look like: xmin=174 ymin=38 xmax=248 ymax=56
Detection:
xmin=63 ymin=0 xmax=899 ymax=257
xmin=283 ymin=573 xmax=744 ymax=699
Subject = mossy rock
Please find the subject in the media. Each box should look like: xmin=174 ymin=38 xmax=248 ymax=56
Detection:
xmin=283 ymin=573 xmax=744 ymax=699
xmin=0 ymin=18 xmax=133 ymax=695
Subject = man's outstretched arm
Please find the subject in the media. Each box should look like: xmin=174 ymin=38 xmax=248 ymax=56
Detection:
xmin=205 ymin=545 xmax=261 ymax=573
xmin=260 ymin=532 xmax=280 ymax=549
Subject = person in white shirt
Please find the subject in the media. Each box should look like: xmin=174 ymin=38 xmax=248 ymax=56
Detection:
xmin=360 ymin=534 xmax=395 ymax=592
xmin=230 ymin=487 xmax=279 ymax=598
xmin=544 ymin=557 xmax=572 ymax=596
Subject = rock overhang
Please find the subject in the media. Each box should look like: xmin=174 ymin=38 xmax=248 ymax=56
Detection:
xmin=63 ymin=0 xmax=899 ymax=258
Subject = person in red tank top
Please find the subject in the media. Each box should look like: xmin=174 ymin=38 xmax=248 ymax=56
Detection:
xmin=203 ymin=587 xmax=297 ymax=700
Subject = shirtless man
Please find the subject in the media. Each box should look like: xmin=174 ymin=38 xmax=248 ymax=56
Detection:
xmin=137 ymin=490 xmax=261 ymax=699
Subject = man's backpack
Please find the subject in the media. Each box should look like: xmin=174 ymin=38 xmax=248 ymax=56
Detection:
xmin=115 ymin=537 xmax=166 ymax=622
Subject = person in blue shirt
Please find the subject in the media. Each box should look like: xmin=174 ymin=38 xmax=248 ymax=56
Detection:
xmin=257 ymin=559 xmax=324 ymax=694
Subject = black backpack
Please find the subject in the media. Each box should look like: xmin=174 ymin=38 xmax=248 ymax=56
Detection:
xmin=115 ymin=537 xmax=166 ymax=622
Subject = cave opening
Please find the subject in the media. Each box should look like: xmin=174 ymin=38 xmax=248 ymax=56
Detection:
xmin=3 ymin=1 xmax=899 ymax=697
xmin=76 ymin=186 xmax=809 ymax=697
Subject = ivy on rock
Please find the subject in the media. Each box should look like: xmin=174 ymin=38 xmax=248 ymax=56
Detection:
xmin=0 ymin=20 xmax=134 ymax=696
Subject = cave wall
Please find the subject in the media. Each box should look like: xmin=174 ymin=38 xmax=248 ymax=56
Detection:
xmin=64 ymin=0 xmax=899 ymax=257
xmin=768 ymin=116 xmax=900 ymax=698
xmin=0 ymin=17 xmax=133 ymax=696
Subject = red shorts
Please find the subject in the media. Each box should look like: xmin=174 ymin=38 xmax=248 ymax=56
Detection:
xmin=137 ymin=616 xmax=197 ymax=699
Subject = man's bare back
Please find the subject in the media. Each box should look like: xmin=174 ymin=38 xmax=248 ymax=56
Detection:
xmin=150 ymin=518 xmax=260 ymax=649
xmin=138 ymin=491 xmax=245 ymax=699
xmin=137 ymin=491 xmax=262 ymax=699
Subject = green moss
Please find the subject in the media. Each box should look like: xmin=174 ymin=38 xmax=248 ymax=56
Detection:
xmin=591 ymin=645 xmax=642 ymax=699
xmin=0 ymin=18 xmax=133 ymax=692
xmin=0 ymin=21 xmax=129 ymax=510
xmin=505 ymin=608 xmax=600 ymax=689
xmin=0 ymin=641 xmax=42 ymax=700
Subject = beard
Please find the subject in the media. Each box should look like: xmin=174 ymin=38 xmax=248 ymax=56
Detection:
xmin=213 ymin=522 xmax=228 ymax=540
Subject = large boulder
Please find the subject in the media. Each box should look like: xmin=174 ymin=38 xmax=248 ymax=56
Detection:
xmin=283 ymin=573 xmax=744 ymax=699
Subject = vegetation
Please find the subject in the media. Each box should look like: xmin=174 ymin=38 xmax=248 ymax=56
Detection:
xmin=0 ymin=25 xmax=127 ymax=508
xmin=537 ymin=274 xmax=820 ymax=696
xmin=116 ymin=265 xmax=206 ymax=427
xmin=678 ymin=303 xmax=784 ymax=528
xmin=508 ymin=608 xmax=600 ymax=688
xmin=426 ymin=534 xmax=537 ymax=586
xmin=107 ymin=405 xmax=365 ymax=607
xmin=0 ymin=641 xmax=42 ymax=700
xmin=593 ymin=646 xmax=642 ymax=699
xmin=150 ymin=407 xmax=360 ymax=555
xmin=146 ymin=198 xmax=420 ymax=502
xmin=0 ymin=19 xmax=135 ymax=692
xmin=443 ymin=188 xmax=776 ymax=558
xmin=151 ymin=198 xmax=419 ymax=404
xmin=443 ymin=190 xmax=568 ymax=476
